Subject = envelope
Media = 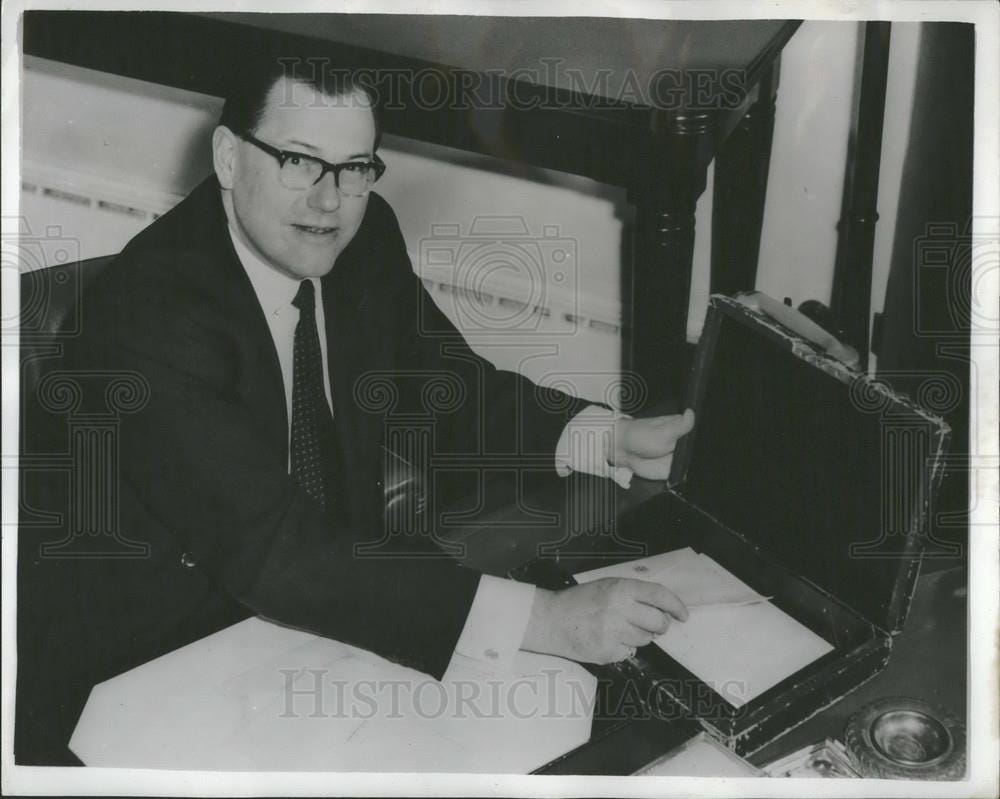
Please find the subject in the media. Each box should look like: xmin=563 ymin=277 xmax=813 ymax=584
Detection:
xmin=575 ymin=548 xmax=834 ymax=707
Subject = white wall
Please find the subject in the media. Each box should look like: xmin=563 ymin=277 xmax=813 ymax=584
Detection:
xmin=17 ymin=20 xmax=921 ymax=400
xmin=754 ymin=23 xmax=860 ymax=310
xmin=750 ymin=20 xmax=921 ymax=356
xmin=869 ymin=22 xmax=922 ymax=373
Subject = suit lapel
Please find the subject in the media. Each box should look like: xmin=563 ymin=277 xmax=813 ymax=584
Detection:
xmin=322 ymin=255 xmax=382 ymax=447
xmin=320 ymin=203 xmax=393 ymax=526
xmin=189 ymin=178 xmax=291 ymax=462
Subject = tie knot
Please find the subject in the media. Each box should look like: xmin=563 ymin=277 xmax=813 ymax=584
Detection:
xmin=292 ymin=279 xmax=315 ymax=311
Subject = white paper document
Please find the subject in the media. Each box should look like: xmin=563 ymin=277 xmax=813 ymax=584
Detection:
xmin=70 ymin=617 xmax=596 ymax=771
xmin=575 ymin=548 xmax=834 ymax=707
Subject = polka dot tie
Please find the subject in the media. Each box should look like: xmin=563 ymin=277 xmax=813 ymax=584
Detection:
xmin=290 ymin=280 xmax=336 ymax=513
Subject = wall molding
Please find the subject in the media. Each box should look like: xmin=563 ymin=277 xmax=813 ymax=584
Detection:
xmin=20 ymin=160 xmax=624 ymax=337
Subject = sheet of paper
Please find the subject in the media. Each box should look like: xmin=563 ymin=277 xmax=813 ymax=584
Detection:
xmin=575 ymin=549 xmax=834 ymax=708
xmin=659 ymin=596 xmax=833 ymax=707
xmin=575 ymin=547 xmax=766 ymax=607
xmin=573 ymin=547 xmax=698 ymax=584
xmin=70 ymin=617 xmax=595 ymax=771
xmin=634 ymin=733 xmax=762 ymax=777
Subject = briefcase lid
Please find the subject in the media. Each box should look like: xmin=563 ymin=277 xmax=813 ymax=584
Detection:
xmin=668 ymin=294 xmax=951 ymax=634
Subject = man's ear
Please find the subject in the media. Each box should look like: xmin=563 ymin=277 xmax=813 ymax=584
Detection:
xmin=212 ymin=126 xmax=238 ymax=190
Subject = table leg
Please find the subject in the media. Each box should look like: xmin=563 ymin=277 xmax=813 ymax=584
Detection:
xmin=831 ymin=22 xmax=891 ymax=370
xmin=626 ymin=117 xmax=712 ymax=407
xmin=711 ymin=64 xmax=779 ymax=297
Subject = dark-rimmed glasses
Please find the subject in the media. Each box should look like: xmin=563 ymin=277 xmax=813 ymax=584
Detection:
xmin=241 ymin=134 xmax=385 ymax=196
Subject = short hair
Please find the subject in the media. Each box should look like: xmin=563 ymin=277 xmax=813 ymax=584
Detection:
xmin=218 ymin=55 xmax=382 ymax=150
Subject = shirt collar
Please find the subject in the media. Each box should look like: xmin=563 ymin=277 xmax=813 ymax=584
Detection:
xmin=226 ymin=223 xmax=318 ymax=317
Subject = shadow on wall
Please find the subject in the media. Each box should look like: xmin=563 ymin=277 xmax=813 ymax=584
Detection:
xmin=877 ymin=22 xmax=975 ymax=567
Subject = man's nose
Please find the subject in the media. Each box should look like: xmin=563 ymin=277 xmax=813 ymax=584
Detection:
xmin=307 ymin=171 xmax=342 ymax=212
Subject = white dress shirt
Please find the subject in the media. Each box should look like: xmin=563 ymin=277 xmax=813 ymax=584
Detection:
xmin=228 ymin=221 xmax=632 ymax=674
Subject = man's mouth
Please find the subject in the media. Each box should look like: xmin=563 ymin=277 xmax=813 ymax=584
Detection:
xmin=293 ymin=224 xmax=338 ymax=237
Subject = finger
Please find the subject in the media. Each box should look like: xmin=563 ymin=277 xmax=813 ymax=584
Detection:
xmin=671 ymin=408 xmax=695 ymax=433
xmin=622 ymin=411 xmax=695 ymax=459
xmin=630 ymin=580 xmax=689 ymax=622
xmin=646 ymin=409 xmax=695 ymax=447
xmin=624 ymin=601 xmax=672 ymax=635
xmin=619 ymin=423 xmax=678 ymax=459
xmin=626 ymin=453 xmax=673 ymax=481
xmin=620 ymin=623 xmax=655 ymax=647
xmin=623 ymin=436 xmax=679 ymax=463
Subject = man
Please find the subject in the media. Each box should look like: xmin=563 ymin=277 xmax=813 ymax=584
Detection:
xmin=16 ymin=59 xmax=693 ymax=764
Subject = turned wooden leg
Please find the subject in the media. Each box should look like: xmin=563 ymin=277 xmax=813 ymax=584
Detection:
xmin=626 ymin=114 xmax=713 ymax=407
xmin=711 ymin=64 xmax=778 ymax=297
xmin=832 ymin=22 xmax=891 ymax=370
xmin=628 ymin=198 xmax=698 ymax=404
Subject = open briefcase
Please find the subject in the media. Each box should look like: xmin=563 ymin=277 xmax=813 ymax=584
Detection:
xmin=494 ymin=293 xmax=953 ymax=770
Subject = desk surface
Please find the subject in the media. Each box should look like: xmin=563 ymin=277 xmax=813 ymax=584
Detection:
xmin=750 ymin=564 xmax=968 ymax=767
xmin=70 ymin=617 xmax=598 ymax=772
xmin=24 ymin=12 xmax=799 ymax=184
xmin=68 ymin=560 xmax=965 ymax=775
xmin=205 ymin=13 xmax=795 ymax=106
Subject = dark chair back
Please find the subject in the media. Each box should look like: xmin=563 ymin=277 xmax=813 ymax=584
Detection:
xmin=20 ymin=255 xmax=116 ymax=402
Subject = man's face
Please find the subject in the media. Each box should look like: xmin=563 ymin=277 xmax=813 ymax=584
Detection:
xmin=221 ymin=78 xmax=377 ymax=279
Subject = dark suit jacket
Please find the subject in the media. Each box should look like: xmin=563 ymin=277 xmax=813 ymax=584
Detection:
xmin=16 ymin=176 xmax=590 ymax=763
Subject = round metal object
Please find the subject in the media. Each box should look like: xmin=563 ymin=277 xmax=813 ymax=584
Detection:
xmin=870 ymin=709 xmax=952 ymax=766
xmin=844 ymin=697 xmax=965 ymax=780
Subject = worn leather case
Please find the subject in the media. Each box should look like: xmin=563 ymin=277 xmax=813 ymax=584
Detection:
xmin=530 ymin=293 xmax=951 ymax=770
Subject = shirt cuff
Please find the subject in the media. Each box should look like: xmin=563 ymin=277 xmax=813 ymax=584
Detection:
xmin=554 ymin=404 xmax=634 ymax=489
xmin=451 ymin=575 xmax=536 ymax=675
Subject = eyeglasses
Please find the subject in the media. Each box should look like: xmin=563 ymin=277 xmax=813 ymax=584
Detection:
xmin=241 ymin=134 xmax=385 ymax=196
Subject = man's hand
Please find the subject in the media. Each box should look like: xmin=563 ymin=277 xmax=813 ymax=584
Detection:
xmin=611 ymin=409 xmax=695 ymax=481
xmin=520 ymin=578 xmax=688 ymax=664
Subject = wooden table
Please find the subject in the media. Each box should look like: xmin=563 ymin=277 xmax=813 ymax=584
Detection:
xmin=433 ymin=472 xmax=967 ymax=775
xmin=23 ymin=10 xmax=801 ymax=401
xmin=69 ymin=616 xmax=600 ymax=772
xmin=748 ymin=563 xmax=967 ymax=768
xmin=67 ymin=463 xmax=965 ymax=775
